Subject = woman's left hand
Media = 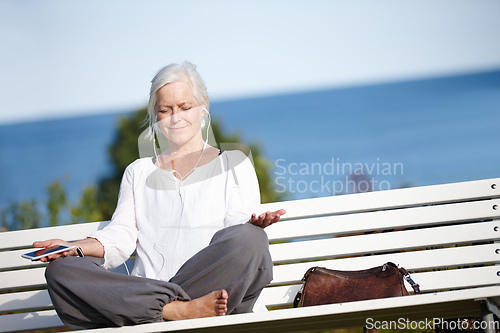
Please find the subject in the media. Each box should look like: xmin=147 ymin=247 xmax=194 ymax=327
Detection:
xmin=248 ymin=209 xmax=286 ymax=229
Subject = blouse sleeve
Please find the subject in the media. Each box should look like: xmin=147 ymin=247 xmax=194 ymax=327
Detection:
xmin=88 ymin=162 xmax=138 ymax=270
xmin=224 ymin=150 xmax=261 ymax=227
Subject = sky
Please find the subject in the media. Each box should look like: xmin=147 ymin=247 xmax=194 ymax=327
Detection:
xmin=1 ymin=0 xmax=500 ymax=124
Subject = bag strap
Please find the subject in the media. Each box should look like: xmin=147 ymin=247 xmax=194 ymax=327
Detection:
xmin=293 ymin=284 xmax=304 ymax=308
xmin=293 ymin=267 xmax=317 ymax=308
xmin=399 ymin=267 xmax=421 ymax=294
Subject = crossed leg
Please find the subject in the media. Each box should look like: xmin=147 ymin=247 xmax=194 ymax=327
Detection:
xmin=45 ymin=223 xmax=271 ymax=328
xmin=164 ymin=223 xmax=273 ymax=319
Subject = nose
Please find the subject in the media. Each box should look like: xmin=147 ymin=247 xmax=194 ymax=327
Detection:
xmin=170 ymin=109 xmax=182 ymax=123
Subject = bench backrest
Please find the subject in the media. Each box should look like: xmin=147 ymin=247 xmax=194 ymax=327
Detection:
xmin=1 ymin=177 xmax=499 ymax=332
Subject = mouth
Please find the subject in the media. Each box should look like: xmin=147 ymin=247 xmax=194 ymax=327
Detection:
xmin=168 ymin=126 xmax=187 ymax=131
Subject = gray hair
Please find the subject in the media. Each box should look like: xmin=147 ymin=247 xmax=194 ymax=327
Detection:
xmin=146 ymin=61 xmax=210 ymax=138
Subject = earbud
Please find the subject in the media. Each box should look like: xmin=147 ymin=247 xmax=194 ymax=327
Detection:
xmin=152 ymin=136 xmax=159 ymax=163
xmin=201 ymin=106 xmax=209 ymax=129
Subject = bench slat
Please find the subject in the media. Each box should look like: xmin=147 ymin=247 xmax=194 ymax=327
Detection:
xmin=0 ymin=267 xmax=46 ymax=291
xmin=414 ymin=265 xmax=500 ymax=292
xmin=0 ymin=290 xmax=52 ymax=312
xmin=266 ymin=198 xmax=500 ymax=241
xmin=0 ymin=221 xmax=108 ymax=251
xmin=270 ymin=220 xmax=500 ymax=263
xmin=264 ymin=177 xmax=500 ymax=220
xmin=0 ymin=249 xmax=47 ymax=271
xmin=271 ymin=243 xmax=500 ymax=285
xmin=0 ymin=260 xmax=133 ymax=291
xmin=0 ymin=310 xmax=63 ymax=333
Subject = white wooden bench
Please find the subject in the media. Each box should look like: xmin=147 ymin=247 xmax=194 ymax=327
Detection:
xmin=2 ymin=177 xmax=500 ymax=333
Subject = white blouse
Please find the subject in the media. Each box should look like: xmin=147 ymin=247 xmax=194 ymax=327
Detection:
xmin=88 ymin=150 xmax=261 ymax=282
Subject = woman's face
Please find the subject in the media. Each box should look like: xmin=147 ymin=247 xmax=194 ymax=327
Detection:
xmin=155 ymin=80 xmax=204 ymax=147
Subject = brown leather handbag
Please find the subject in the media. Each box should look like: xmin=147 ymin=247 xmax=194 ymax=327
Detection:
xmin=293 ymin=262 xmax=420 ymax=307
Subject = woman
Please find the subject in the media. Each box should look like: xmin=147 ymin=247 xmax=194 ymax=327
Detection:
xmin=33 ymin=61 xmax=286 ymax=329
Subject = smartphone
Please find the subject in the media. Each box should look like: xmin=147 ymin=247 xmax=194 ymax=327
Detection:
xmin=21 ymin=244 xmax=76 ymax=261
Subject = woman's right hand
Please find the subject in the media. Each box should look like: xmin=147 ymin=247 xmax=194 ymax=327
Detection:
xmin=32 ymin=239 xmax=77 ymax=262
xmin=249 ymin=209 xmax=286 ymax=229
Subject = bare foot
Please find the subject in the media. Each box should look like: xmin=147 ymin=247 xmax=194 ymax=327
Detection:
xmin=162 ymin=290 xmax=228 ymax=321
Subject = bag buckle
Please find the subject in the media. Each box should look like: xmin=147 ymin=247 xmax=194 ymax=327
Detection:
xmin=399 ymin=267 xmax=421 ymax=294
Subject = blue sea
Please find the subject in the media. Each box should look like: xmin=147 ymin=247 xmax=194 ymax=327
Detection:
xmin=1 ymin=70 xmax=499 ymax=220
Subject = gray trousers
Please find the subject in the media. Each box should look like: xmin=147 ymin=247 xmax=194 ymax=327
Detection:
xmin=45 ymin=223 xmax=273 ymax=329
